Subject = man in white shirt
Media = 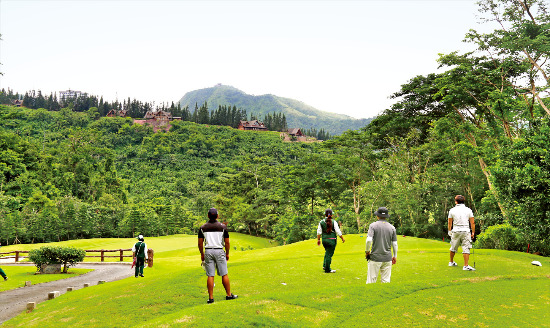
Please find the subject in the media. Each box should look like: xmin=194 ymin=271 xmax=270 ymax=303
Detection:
xmin=448 ymin=195 xmax=476 ymax=271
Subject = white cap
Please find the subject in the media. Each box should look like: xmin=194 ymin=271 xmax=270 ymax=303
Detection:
xmin=138 ymin=235 xmax=144 ymax=241
xmin=531 ymin=260 xmax=542 ymax=266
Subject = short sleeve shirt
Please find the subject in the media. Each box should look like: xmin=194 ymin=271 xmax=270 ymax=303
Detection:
xmin=448 ymin=204 xmax=474 ymax=232
xmin=198 ymin=220 xmax=229 ymax=249
xmin=367 ymin=219 xmax=397 ymax=262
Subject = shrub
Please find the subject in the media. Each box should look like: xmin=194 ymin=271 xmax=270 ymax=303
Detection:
xmin=476 ymin=213 xmax=505 ymax=232
xmin=474 ymin=223 xmax=524 ymax=252
xmin=57 ymin=247 xmax=86 ymax=273
xmin=285 ymin=214 xmax=317 ymax=244
xmin=28 ymin=248 xmax=49 ymax=270
xmin=28 ymin=246 xmax=86 ymax=273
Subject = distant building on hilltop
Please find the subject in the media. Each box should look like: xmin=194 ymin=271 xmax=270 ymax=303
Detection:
xmin=281 ymin=128 xmax=312 ymax=142
xmin=133 ymin=110 xmax=180 ymax=132
xmin=12 ymin=99 xmax=23 ymax=107
xmin=287 ymin=128 xmax=303 ymax=137
xmin=59 ymin=89 xmax=87 ymax=102
xmin=106 ymin=109 xmax=127 ymax=117
xmin=238 ymin=120 xmax=268 ymax=131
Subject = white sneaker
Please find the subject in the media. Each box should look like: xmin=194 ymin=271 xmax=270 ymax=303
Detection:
xmin=448 ymin=262 xmax=458 ymax=267
xmin=463 ymin=265 xmax=476 ymax=271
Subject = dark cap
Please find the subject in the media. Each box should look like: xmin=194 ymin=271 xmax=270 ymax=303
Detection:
xmin=208 ymin=208 xmax=218 ymax=220
xmin=374 ymin=207 xmax=390 ymax=218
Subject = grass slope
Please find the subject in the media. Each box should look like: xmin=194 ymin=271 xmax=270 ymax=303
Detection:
xmin=3 ymin=234 xmax=549 ymax=327
xmin=0 ymin=267 xmax=92 ymax=292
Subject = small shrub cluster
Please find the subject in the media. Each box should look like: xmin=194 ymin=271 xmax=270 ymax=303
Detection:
xmin=28 ymin=246 xmax=86 ymax=273
xmin=474 ymin=223 xmax=525 ymax=252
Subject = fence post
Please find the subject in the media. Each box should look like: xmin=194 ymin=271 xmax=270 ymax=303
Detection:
xmin=101 ymin=250 xmax=104 ymax=262
xmin=15 ymin=251 xmax=19 ymax=262
xmin=119 ymin=250 xmax=123 ymax=262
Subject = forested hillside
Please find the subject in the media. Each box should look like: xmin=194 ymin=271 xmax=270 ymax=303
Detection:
xmin=178 ymin=84 xmax=373 ymax=135
xmin=0 ymin=106 xmax=311 ymax=244
xmin=0 ymin=0 xmax=548 ymax=256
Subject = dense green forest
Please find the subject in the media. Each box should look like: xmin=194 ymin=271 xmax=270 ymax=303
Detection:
xmin=0 ymin=0 xmax=549 ymax=256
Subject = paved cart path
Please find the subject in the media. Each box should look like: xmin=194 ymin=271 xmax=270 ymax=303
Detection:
xmin=0 ymin=263 xmax=134 ymax=324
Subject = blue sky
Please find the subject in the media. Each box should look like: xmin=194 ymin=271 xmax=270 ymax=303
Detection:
xmin=0 ymin=0 xmax=485 ymax=118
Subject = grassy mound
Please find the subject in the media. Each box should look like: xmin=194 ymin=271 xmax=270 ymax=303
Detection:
xmin=3 ymin=234 xmax=549 ymax=327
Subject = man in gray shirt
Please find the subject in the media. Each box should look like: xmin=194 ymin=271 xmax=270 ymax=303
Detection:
xmin=365 ymin=207 xmax=398 ymax=284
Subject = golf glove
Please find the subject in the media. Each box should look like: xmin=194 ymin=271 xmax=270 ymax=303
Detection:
xmin=448 ymin=231 xmax=453 ymax=237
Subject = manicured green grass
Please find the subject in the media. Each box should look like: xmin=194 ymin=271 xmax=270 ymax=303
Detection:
xmin=0 ymin=266 xmax=92 ymax=292
xmin=0 ymin=233 xmax=274 ymax=263
xmin=3 ymin=234 xmax=549 ymax=327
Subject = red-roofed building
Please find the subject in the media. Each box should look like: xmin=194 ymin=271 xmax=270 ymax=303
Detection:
xmin=287 ymin=128 xmax=303 ymax=137
xmin=133 ymin=110 xmax=180 ymax=132
xmin=238 ymin=120 xmax=268 ymax=131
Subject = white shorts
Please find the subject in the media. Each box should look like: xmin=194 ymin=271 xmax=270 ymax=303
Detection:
xmin=450 ymin=231 xmax=472 ymax=254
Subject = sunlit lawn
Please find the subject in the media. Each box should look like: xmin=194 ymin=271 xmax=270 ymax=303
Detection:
xmin=2 ymin=234 xmax=549 ymax=327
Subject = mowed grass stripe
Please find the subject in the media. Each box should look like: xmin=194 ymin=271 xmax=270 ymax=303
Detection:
xmin=2 ymin=234 xmax=549 ymax=327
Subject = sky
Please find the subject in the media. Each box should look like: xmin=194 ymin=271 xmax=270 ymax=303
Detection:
xmin=0 ymin=0 xmax=487 ymax=119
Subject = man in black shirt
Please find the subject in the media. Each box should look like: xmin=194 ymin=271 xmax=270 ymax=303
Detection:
xmin=198 ymin=208 xmax=238 ymax=304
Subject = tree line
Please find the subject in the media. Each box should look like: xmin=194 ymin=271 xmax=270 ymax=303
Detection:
xmin=303 ymin=128 xmax=331 ymax=141
xmin=1 ymin=90 xmax=291 ymax=133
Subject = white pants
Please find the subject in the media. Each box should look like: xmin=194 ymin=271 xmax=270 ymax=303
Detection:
xmin=366 ymin=261 xmax=392 ymax=284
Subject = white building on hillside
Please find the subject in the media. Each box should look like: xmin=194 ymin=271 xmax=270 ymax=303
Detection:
xmin=59 ymin=89 xmax=87 ymax=101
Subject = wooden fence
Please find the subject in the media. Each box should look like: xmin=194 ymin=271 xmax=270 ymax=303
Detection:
xmin=85 ymin=249 xmax=134 ymax=262
xmin=0 ymin=248 xmax=154 ymax=267
xmin=0 ymin=250 xmax=28 ymax=262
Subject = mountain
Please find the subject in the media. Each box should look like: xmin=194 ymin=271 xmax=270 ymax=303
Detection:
xmin=178 ymin=84 xmax=373 ymax=135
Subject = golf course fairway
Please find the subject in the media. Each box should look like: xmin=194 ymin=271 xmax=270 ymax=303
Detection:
xmin=2 ymin=233 xmax=549 ymax=327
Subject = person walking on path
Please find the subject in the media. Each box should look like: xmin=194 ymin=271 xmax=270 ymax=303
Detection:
xmin=198 ymin=208 xmax=238 ymax=304
xmin=448 ymin=195 xmax=476 ymax=271
xmin=0 ymin=242 xmax=7 ymax=281
xmin=132 ymin=235 xmax=148 ymax=278
xmin=317 ymin=209 xmax=345 ymax=273
xmin=365 ymin=207 xmax=397 ymax=284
